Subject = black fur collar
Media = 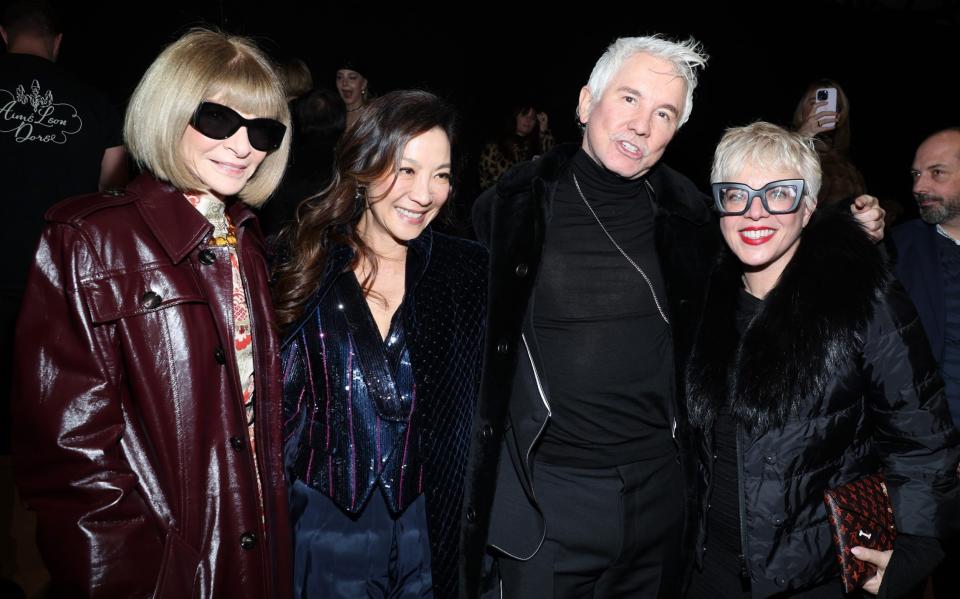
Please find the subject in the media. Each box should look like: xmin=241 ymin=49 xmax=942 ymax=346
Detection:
xmin=685 ymin=210 xmax=888 ymax=434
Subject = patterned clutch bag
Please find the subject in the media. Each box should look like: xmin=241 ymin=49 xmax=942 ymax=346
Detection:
xmin=823 ymin=473 xmax=897 ymax=593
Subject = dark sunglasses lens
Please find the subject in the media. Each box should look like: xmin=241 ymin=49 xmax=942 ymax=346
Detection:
xmin=194 ymin=103 xmax=241 ymax=140
xmin=247 ymin=120 xmax=286 ymax=152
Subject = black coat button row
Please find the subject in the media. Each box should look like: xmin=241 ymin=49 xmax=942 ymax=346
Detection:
xmin=229 ymin=436 xmax=245 ymax=451
xmin=141 ymin=291 xmax=162 ymax=309
xmin=514 ymin=263 xmax=529 ymax=277
xmin=496 ymin=340 xmax=509 ymax=355
xmin=479 ymin=424 xmax=494 ymax=441
xmin=198 ymin=249 xmax=217 ymax=265
xmin=214 ymin=347 xmax=226 ymax=364
xmin=239 ymin=531 xmax=257 ymax=550
xmin=465 ymin=507 xmax=478 ymax=523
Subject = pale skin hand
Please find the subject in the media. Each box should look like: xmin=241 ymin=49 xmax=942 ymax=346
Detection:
xmin=798 ymin=100 xmax=838 ymax=137
xmin=536 ymin=111 xmax=549 ymax=132
xmin=850 ymin=194 xmax=885 ymax=242
xmin=851 ymin=546 xmax=893 ymax=595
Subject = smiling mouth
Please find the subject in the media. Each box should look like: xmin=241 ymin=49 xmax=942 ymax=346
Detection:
xmin=212 ymin=160 xmax=248 ymax=176
xmin=740 ymin=228 xmax=775 ymax=245
xmin=396 ymin=207 xmax=426 ymax=223
xmin=617 ymin=139 xmax=644 ymax=159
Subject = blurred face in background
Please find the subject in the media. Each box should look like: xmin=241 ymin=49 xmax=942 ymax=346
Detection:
xmin=336 ymin=69 xmax=367 ymax=108
xmin=515 ymin=108 xmax=536 ymax=136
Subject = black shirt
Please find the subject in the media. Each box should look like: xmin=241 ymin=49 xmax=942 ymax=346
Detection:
xmin=534 ymin=149 xmax=674 ymax=468
xmin=0 ymin=53 xmax=122 ymax=292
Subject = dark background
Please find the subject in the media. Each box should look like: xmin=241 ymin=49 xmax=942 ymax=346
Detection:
xmin=5 ymin=0 xmax=959 ymax=222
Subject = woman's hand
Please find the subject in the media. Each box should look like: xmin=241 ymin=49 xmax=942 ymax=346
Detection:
xmin=851 ymin=194 xmax=885 ymax=242
xmin=798 ymin=100 xmax=838 ymax=137
xmin=851 ymin=546 xmax=893 ymax=595
xmin=537 ymin=111 xmax=549 ymax=132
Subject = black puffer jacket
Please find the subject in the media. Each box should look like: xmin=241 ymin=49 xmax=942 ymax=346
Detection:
xmin=685 ymin=211 xmax=960 ymax=597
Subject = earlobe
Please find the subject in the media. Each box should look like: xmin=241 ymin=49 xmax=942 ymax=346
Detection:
xmin=577 ymin=86 xmax=593 ymax=125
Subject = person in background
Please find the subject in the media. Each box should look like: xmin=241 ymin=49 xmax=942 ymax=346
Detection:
xmin=792 ymin=79 xmax=867 ymax=207
xmin=890 ymin=126 xmax=960 ymax=599
xmin=259 ymin=86 xmax=346 ymax=241
xmin=685 ymin=121 xmax=958 ymax=599
xmin=274 ymin=90 xmax=487 ymax=598
xmin=0 ymin=2 xmax=128 ymax=594
xmin=276 ymin=56 xmax=313 ymax=103
xmin=336 ymin=59 xmax=371 ymax=131
xmin=12 ymin=29 xmax=293 ymax=598
xmin=478 ymin=102 xmax=554 ymax=190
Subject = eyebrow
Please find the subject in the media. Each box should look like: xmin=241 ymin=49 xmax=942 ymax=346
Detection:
xmin=401 ymin=157 xmax=452 ymax=169
xmin=616 ymin=86 xmax=679 ymax=115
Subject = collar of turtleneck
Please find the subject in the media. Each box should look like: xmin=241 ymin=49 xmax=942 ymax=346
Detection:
xmin=570 ymin=148 xmax=647 ymax=201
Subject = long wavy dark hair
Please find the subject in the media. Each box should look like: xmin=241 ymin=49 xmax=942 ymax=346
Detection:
xmin=273 ymin=89 xmax=458 ymax=330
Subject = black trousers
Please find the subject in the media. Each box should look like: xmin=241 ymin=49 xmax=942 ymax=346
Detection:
xmin=498 ymin=452 xmax=684 ymax=598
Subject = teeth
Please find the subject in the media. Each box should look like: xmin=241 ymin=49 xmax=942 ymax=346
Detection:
xmin=621 ymin=141 xmax=639 ymax=152
xmin=396 ymin=207 xmax=424 ymax=221
xmin=742 ymin=229 xmax=773 ymax=239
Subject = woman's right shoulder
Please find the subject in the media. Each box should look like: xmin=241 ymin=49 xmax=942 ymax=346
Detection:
xmin=45 ymin=187 xmax=143 ymax=232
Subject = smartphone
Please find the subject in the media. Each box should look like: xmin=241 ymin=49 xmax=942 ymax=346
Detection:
xmin=814 ymin=87 xmax=838 ymax=129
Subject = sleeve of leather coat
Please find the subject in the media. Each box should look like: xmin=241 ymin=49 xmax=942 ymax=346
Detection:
xmin=863 ymin=279 xmax=960 ymax=539
xmin=12 ymin=222 xmax=164 ymax=597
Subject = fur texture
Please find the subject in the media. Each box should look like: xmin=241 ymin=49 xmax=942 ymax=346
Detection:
xmin=685 ymin=209 xmax=887 ymax=434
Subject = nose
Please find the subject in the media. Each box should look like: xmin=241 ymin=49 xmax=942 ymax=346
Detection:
xmin=912 ymin=173 xmax=928 ymax=196
xmin=627 ymin=110 xmax=652 ymax=137
xmin=224 ymin=126 xmax=253 ymax=157
xmin=746 ymin=192 xmax=768 ymax=219
xmin=408 ymin=173 xmax=434 ymax=206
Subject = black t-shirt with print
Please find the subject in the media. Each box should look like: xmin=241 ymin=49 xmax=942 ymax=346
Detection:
xmin=0 ymin=53 xmax=122 ymax=292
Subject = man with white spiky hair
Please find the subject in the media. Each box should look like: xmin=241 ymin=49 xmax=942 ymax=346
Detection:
xmin=461 ymin=34 xmax=886 ymax=598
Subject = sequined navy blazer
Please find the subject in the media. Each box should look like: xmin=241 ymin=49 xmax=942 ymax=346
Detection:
xmin=281 ymin=228 xmax=488 ymax=598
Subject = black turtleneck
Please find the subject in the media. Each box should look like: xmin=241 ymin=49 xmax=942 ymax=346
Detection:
xmin=534 ymin=149 xmax=674 ymax=468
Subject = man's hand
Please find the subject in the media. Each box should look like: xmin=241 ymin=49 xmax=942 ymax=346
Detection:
xmin=851 ymin=194 xmax=885 ymax=242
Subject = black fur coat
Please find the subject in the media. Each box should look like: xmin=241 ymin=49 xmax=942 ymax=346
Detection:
xmin=685 ymin=210 xmax=959 ymax=597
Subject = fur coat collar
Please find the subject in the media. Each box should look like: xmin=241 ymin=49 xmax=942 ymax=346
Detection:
xmin=685 ymin=210 xmax=888 ymax=434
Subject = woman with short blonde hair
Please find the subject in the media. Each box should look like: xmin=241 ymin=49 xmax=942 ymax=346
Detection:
xmin=13 ymin=29 xmax=293 ymax=598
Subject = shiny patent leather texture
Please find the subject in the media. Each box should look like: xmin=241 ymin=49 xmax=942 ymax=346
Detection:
xmin=12 ymin=174 xmax=292 ymax=599
xmin=823 ymin=473 xmax=896 ymax=593
xmin=282 ymin=229 xmax=488 ymax=598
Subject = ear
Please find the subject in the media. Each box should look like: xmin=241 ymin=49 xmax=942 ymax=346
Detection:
xmin=577 ymin=86 xmax=594 ymax=126
xmin=52 ymin=33 xmax=63 ymax=60
xmin=801 ymin=199 xmax=816 ymax=227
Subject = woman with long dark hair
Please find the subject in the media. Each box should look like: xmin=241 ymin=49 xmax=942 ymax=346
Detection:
xmin=478 ymin=101 xmax=554 ymax=190
xmin=274 ymin=90 xmax=487 ymax=598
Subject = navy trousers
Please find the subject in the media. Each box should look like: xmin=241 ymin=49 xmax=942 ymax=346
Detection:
xmin=289 ymin=480 xmax=433 ymax=598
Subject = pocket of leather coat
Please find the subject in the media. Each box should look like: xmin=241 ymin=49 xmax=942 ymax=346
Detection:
xmin=81 ymin=262 xmax=206 ymax=323
xmin=152 ymin=529 xmax=201 ymax=599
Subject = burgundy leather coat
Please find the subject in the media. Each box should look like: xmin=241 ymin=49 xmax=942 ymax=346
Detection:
xmin=12 ymin=174 xmax=292 ymax=598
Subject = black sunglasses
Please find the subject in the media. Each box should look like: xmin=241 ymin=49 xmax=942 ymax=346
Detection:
xmin=190 ymin=102 xmax=286 ymax=152
xmin=711 ymin=179 xmax=807 ymax=216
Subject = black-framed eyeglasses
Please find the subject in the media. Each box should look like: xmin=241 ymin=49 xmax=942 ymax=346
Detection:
xmin=190 ymin=102 xmax=287 ymax=152
xmin=711 ymin=179 xmax=807 ymax=215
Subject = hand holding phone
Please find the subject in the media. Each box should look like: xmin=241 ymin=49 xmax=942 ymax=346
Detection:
xmin=814 ymin=87 xmax=838 ymax=129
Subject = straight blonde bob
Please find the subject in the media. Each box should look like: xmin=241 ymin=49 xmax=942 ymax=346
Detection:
xmin=124 ymin=29 xmax=291 ymax=206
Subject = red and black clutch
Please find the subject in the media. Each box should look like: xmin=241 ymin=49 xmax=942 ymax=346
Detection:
xmin=823 ymin=473 xmax=897 ymax=593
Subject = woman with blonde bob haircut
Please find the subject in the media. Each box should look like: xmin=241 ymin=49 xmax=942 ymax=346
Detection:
xmin=13 ymin=29 xmax=294 ymax=598
xmin=685 ymin=122 xmax=959 ymax=598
